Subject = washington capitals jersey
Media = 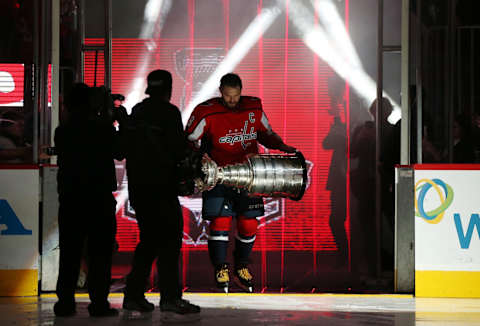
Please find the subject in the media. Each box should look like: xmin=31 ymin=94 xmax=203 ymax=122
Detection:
xmin=186 ymin=96 xmax=272 ymax=166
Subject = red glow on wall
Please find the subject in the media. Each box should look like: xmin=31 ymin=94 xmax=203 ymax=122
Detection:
xmin=0 ymin=64 xmax=52 ymax=107
xmin=85 ymin=38 xmax=349 ymax=256
xmin=0 ymin=64 xmax=24 ymax=106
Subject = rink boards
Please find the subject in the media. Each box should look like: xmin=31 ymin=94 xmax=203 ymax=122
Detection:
xmin=414 ymin=165 xmax=480 ymax=298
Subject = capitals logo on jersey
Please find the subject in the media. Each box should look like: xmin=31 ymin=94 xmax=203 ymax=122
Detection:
xmin=186 ymin=96 xmax=271 ymax=166
xmin=218 ymin=112 xmax=258 ymax=149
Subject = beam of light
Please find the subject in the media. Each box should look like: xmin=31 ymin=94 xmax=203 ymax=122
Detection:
xmin=312 ymin=0 xmax=362 ymax=69
xmin=139 ymin=0 xmax=170 ymax=39
xmin=181 ymin=6 xmax=283 ymax=125
xmin=115 ymin=170 xmax=129 ymax=213
xmin=116 ymin=0 xmax=172 ymax=213
xmin=284 ymin=0 xmax=401 ymax=124
xmin=123 ymin=76 xmax=147 ymax=112
xmin=312 ymin=0 xmax=401 ymax=124
xmin=123 ymin=0 xmax=172 ymax=113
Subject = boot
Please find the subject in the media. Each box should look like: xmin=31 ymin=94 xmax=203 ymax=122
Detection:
xmin=234 ymin=264 xmax=253 ymax=293
xmin=122 ymin=296 xmax=155 ymax=313
xmin=53 ymin=300 xmax=76 ymax=317
xmin=214 ymin=263 xmax=229 ymax=293
xmin=87 ymin=302 xmax=119 ymax=317
xmin=160 ymin=298 xmax=201 ymax=314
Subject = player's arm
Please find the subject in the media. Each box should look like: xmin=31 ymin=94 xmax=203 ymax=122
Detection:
xmin=176 ymin=108 xmax=209 ymax=194
xmin=184 ymin=106 xmax=210 ymax=165
xmin=258 ymin=130 xmax=296 ymax=153
xmin=185 ymin=107 xmax=208 ymax=150
xmin=256 ymin=110 xmax=296 ymax=153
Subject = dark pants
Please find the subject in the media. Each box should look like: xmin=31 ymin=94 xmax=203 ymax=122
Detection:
xmin=202 ymin=185 xmax=263 ymax=268
xmin=125 ymin=189 xmax=183 ymax=303
xmin=56 ymin=193 xmax=117 ymax=308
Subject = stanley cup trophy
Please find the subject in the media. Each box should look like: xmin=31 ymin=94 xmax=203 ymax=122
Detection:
xmin=196 ymin=152 xmax=308 ymax=201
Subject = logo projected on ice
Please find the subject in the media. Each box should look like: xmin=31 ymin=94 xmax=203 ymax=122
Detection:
xmin=415 ymin=178 xmax=454 ymax=224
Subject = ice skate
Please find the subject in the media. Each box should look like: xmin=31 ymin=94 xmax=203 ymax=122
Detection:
xmin=234 ymin=265 xmax=253 ymax=293
xmin=214 ymin=263 xmax=230 ymax=293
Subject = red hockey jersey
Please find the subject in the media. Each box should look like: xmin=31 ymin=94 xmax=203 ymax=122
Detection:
xmin=186 ymin=96 xmax=272 ymax=166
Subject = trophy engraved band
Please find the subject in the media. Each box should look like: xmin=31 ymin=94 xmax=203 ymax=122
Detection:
xmin=197 ymin=152 xmax=308 ymax=201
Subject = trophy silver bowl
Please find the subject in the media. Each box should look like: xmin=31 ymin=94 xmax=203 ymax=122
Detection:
xmin=196 ymin=152 xmax=308 ymax=201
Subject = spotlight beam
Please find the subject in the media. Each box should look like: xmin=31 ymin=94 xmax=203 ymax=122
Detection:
xmin=123 ymin=0 xmax=172 ymax=112
xmin=140 ymin=0 xmax=171 ymax=39
xmin=181 ymin=6 xmax=283 ymax=126
xmin=285 ymin=0 xmax=401 ymax=124
xmin=312 ymin=0 xmax=362 ymax=69
xmin=116 ymin=0 xmax=172 ymax=213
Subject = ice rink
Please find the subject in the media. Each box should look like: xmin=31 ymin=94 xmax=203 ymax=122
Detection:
xmin=1 ymin=293 xmax=479 ymax=325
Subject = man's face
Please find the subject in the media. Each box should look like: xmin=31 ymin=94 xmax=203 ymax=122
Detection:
xmin=220 ymin=86 xmax=241 ymax=109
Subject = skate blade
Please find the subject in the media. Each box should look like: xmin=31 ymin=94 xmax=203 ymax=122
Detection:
xmin=160 ymin=312 xmax=201 ymax=324
xmin=122 ymin=310 xmax=153 ymax=320
xmin=216 ymin=282 xmax=229 ymax=294
xmin=233 ymin=276 xmax=253 ymax=293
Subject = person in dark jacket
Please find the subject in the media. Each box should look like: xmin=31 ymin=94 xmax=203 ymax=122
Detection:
xmin=122 ymin=69 xmax=200 ymax=316
xmin=54 ymin=83 xmax=123 ymax=317
xmin=112 ymin=93 xmax=129 ymax=129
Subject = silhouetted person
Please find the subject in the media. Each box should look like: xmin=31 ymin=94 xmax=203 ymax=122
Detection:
xmin=323 ymin=75 xmax=348 ymax=269
xmin=122 ymin=69 xmax=200 ymax=315
xmin=373 ymin=99 xmax=399 ymax=231
xmin=451 ymin=115 xmax=475 ymax=163
xmin=112 ymin=93 xmax=128 ymax=129
xmin=350 ymin=106 xmax=376 ymax=278
xmin=351 ymin=97 xmax=399 ymax=278
xmin=111 ymin=93 xmax=128 ymax=196
xmin=54 ymin=83 xmax=122 ymax=317
xmin=409 ymin=85 xmax=441 ymax=163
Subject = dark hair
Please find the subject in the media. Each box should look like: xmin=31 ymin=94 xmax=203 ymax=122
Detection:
xmin=220 ymin=73 xmax=242 ymax=89
xmin=111 ymin=93 xmax=125 ymax=101
xmin=146 ymin=69 xmax=172 ymax=98
xmin=64 ymin=83 xmax=90 ymax=114
xmin=369 ymin=97 xmax=393 ymax=120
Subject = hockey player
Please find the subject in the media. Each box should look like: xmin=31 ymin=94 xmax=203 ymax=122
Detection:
xmin=185 ymin=73 xmax=296 ymax=293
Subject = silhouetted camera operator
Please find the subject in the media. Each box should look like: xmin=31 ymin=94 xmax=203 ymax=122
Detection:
xmin=53 ymin=83 xmax=124 ymax=317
